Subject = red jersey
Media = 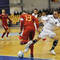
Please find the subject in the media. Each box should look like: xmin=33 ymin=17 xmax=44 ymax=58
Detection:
xmin=20 ymin=13 xmax=39 ymax=31
xmin=0 ymin=14 xmax=11 ymax=26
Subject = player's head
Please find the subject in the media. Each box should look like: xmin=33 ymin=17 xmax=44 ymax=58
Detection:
xmin=53 ymin=10 xmax=59 ymax=18
xmin=33 ymin=8 xmax=38 ymax=14
xmin=42 ymin=11 xmax=46 ymax=16
xmin=2 ymin=9 xmax=6 ymax=14
xmin=2 ymin=9 xmax=5 ymax=13
xmin=20 ymin=10 xmax=27 ymax=15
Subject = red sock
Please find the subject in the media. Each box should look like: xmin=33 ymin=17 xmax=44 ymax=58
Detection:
xmin=6 ymin=32 xmax=9 ymax=37
xmin=29 ymin=44 xmax=34 ymax=57
xmin=43 ymin=38 xmax=46 ymax=41
xmin=2 ymin=32 xmax=6 ymax=38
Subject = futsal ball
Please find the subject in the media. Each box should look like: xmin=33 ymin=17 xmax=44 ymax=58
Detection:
xmin=18 ymin=51 xmax=24 ymax=58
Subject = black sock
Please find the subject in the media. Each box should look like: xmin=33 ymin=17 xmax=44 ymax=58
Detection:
xmin=50 ymin=40 xmax=58 ymax=50
xmin=33 ymin=39 xmax=37 ymax=44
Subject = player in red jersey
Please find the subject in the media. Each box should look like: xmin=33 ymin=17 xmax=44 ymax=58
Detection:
xmin=18 ymin=11 xmax=39 ymax=57
xmin=0 ymin=9 xmax=12 ymax=40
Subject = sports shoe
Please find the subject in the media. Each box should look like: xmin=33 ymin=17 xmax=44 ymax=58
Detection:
xmin=50 ymin=50 xmax=56 ymax=55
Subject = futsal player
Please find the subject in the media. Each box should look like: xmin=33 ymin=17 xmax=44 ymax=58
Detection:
xmin=0 ymin=9 xmax=12 ymax=40
xmin=26 ymin=10 xmax=60 ymax=55
xmin=18 ymin=11 xmax=39 ymax=57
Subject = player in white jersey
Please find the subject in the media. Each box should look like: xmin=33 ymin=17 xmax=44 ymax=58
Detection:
xmin=32 ymin=8 xmax=38 ymax=18
xmin=32 ymin=8 xmax=39 ymax=30
xmin=39 ymin=14 xmax=60 ymax=39
xmin=40 ymin=11 xmax=48 ymax=25
xmin=25 ymin=10 xmax=60 ymax=55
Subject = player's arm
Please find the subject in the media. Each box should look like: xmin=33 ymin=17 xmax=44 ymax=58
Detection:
xmin=7 ymin=14 xmax=12 ymax=23
xmin=33 ymin=16 xmax=40 ymax=32
xmin=40 ymin=19 xmax=46 ymax=24
xmin=7 ymin=16 xmax=12 ymax=22
xmin=20 ymin=15 xmax=24 ymax=32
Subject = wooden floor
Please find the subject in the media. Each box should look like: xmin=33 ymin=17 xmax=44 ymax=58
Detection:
xmin=0 ymin=27 xmax=60 ymax=60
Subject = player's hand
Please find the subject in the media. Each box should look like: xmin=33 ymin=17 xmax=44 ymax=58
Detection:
xmin=19 ymin=32 xmax=22 ymax=34
xmin=19 ymin=32 xmax=22 ymax=36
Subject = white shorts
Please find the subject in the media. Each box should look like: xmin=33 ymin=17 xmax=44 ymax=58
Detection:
xmin=38 ymin=29 xmax=56 ymax=39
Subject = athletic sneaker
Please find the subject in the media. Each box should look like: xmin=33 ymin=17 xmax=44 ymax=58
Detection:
xmin=50 ymin=50 xmax=56 ymax=55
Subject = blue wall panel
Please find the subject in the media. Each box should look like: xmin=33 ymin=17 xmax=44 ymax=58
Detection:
xmin=0 ymin=0 xmax=10 ymax=14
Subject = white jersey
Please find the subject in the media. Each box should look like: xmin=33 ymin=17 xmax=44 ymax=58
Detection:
xmin=40 ymin=15 xmax=48 ymax=25
xmin=32 ymin=13 xmax=38 ymax=18
xmin=39 ymin=15 xmax=60 ymax=39
xmin=41 ymin=16 xmax=48 ymax=21
xmin=43 ymin=15 xmax=60 ymax=31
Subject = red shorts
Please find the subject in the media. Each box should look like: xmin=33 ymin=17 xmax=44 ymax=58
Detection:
xmin=20 ymin=26 xmax=35 ymax=41
xmin=2 ymin=24 xmax=8 ymax=30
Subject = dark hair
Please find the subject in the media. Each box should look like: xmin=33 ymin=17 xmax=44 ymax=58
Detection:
xmin=34 ymin=8 xmax=38 ymax=11
xmin=20 ymin=10 xmax=27 ymax=15
xmin=53 ymin=10 xmax=58 ymax=13
xmin=22 ymin=10 xmax=27 ymax=13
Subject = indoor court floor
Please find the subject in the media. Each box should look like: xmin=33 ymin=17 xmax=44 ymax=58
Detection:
xmin=0 ymin=27 xmax=60 ymax=60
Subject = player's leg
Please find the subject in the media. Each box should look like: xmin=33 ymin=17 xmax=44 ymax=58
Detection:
xmin=25 ymin=29 xmax=48 ymax=56
xmin=29 ymin=30 xmax=35 ymax=57
xmin=49 ymin=31 xmax=58 ymax=55
xmin=33 ymin=29 xmax=47 ymax=44
xmin=18 ymin=29 xmax=31 ymax=57
xmin=1 ymin=31 xmax=6 ymax=38
xmin=20 ymin=29 xmax=29 ymax=45
xmin=1 ymin=25 xmax=7 ymax=40
xmin=18 ymin=30 xmax=35 ymax=57
xmin=29 ymin=44 xmax=34 ymax=57
xmin=25 ymin=29 xmax=47 ymax=48
xmin=50 ymin=36 xmax=58 ymax=55
xmin=6 ymin=27 xmax=9 ymax=38
xmin=3 ymin=25 xmax=10 ymax=40
xmin=18 ymin=29 xmax=46 ymax=57
xmin=50 ymin=37 xmax=58 ymax=55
